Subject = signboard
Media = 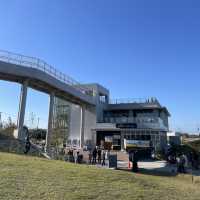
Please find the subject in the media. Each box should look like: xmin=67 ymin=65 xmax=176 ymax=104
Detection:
xmin=105 ymin=136 xmax=113 ymax=142
xmin=124 ymin=139 xmax=150 ymax=149
xmin=113 ymin=135 xmax=121 ymax=139
xmin=116 ymin=123 xmax=137 ymax=129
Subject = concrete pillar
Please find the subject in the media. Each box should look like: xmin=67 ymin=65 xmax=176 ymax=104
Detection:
xmin=17 ymin=80 xmax=28 ymax=140
xmin=92 ymin=130 xmax=97 ymax=148
xmin=80 ymin=104 xmax=86 ymax=148
xmin=45 ymin=92 xmax=55 ymax=152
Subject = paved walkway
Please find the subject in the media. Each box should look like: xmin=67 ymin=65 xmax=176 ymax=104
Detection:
xmin=117 ymin=160 xmax=200 ymax=176
xmin=118 ymin=160 xmax=176 ymax=172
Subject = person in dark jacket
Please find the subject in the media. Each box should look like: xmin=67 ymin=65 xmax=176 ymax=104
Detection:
xmin=92 ymin=147 xmax=97 ymax=164
xmin=133 ymin=151 xmax=139 ymax=172
xmin=88 ymin=151 xmax=92 ymax=164
xmin=24 ymin=136 xmax=31 ymax=154
xmin=97 ymin=148 xmax=102 ymax=164
xmin=129 ymin=150 xmax=139 ymax=172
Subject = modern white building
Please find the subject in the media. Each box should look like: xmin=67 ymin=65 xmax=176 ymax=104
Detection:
xmin=55 ymin=83 xmax=170 ymax=153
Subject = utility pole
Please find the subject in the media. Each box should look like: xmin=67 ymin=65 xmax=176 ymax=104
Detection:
xmin=37 ymin=117 xmax=40 ymax=129
xmin=30 ymin=112 xmax=35 ymax=128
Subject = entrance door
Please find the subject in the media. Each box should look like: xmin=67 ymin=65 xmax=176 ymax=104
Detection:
xmin=96 ymin=131 xmax=121 ymax=150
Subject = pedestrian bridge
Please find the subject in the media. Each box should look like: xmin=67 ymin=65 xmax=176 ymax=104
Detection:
xmin=0 ymin=50 xmax=95 ymax=106
xmin=0 ymin=50 xmax=96 ymax=151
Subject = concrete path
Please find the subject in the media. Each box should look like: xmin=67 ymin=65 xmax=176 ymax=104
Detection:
xmin=117 ymin=160 xmax=175 ymax=171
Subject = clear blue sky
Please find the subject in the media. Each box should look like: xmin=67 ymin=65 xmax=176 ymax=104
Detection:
xmin=0 ymin=0 xmax=200 ymax=132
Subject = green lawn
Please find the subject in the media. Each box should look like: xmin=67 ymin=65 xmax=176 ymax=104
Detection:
xmin=0 ymin=152 xmax=200 ymax=200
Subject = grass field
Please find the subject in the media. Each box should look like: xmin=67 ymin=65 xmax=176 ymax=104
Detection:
xmin=0 ymin=152 xmax=200 ymax=200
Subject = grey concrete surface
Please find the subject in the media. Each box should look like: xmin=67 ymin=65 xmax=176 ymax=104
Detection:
xmin=0 ymin=61 xmax=95 ymax=106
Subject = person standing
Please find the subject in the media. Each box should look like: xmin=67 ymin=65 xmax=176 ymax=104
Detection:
xmin=176 ymin=156 xmax=181 ymax=173
xmin=183 ymin=154 xmax=188 ymax=171
xmin=24 ymin=135 xmax=31 ymax=154
xmin=75 ymin=151 xmax=80 ymax=164
xmin=102 ymin=150 xmax=106 ymax=166
xmin=23 ymin=126 xmax=31 ymax=154
xmin=106 ymin=150 xmax=110 ymax=161
xmin=177 ymin=154 xmax=186 ymax=173
xmin=88 ymin=151 xmax=92 ymax=164
xmin=97 ymin=147 xmax=102 ymax=164
xmin=92 ymin=147 xmax=97 ymax=164
xmin=132 ymin=151 xmax=139 ymax=172
xmin=180 ymin=154 xmax=186 ymax=173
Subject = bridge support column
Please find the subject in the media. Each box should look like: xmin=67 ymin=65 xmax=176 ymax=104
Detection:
xmin=17 ymin=80 xmax=28 ymax=140
xmin=80 ymin=104 xmax=86 ymax=148
xmin=45 ymin=92 xmax=55 ymax=152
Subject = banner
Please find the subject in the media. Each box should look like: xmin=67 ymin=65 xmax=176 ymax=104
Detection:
xmin=124 ymin=139 xmax=150 ymax=149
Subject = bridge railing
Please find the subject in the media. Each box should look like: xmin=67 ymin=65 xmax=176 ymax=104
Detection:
xmin=0 ymin=50 xmax=95 ymax=98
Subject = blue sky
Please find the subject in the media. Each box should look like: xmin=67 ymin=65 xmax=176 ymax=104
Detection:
xmin=0 ymin=0 xmax=200 ymax=132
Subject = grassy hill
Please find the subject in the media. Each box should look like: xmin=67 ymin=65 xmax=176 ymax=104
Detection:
xmin=0 ymin=152 xmax=200 ymax=200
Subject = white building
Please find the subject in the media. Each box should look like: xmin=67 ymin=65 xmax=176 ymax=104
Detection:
xmin=54 ymin=83 xmax=171 ymax=154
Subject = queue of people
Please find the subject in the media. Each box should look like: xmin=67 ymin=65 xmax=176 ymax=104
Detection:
xmin=64 ymin=146 xmax=108 ymax=166
xmin=64 ymin=149 xmax=83 ymax=164
xmin=89 ymin=146 xmax=108 ymax=166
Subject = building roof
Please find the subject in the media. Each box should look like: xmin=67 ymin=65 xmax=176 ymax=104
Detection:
xmin=105 ymin=101 xmax=171 ymax=116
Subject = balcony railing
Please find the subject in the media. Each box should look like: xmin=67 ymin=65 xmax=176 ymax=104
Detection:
xmin=0 ymin=50 xmax=94 ymax=98
xmin=103 ymin=117 xmax=167 ymax=130
xmin=104 ymin=116 xmax=162 ymax=123
xmin=109 ymin=97 xmax=158 ymax=104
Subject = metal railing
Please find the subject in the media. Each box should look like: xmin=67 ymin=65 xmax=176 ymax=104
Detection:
xmin=0 ymin=50 xmax=94 ymax=98
xmin=109 ymin=97 xmax=159 ymax=104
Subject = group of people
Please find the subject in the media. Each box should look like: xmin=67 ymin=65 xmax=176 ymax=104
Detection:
xmin=167 ymin=151 xmax=199 ymax=173
xmin=88 ymin=146 xmax=108 ymax=166
xmin=64 ymin=146 xmax=109 ymax=166
xmin=176 ymin=154 xmax=187 ymax=173
xmin=65 ymin=149 xmax=83 ymax=164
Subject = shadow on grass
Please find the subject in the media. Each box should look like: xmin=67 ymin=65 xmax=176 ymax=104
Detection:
xmin=118 ymin=165 xmax=200 ymax=179
xmin=117 ymin=162 xmax=178 ymax=177
xmin=118 ymin=168 xmax=178 ymax=177
xmin=138 ymin=168 xmax=178 ymax=177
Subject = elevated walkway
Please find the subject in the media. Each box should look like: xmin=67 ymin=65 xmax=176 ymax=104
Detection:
xmin=0 ymin=50 xmax=95 ymax=106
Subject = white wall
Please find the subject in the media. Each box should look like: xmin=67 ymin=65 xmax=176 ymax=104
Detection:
xmin=84 ymin=106 xmax=96 ymax=141
xmin=69 ymin=104 xmax=96 ymax=144
xmin=69 ymin=104 xmax=81 ymax=141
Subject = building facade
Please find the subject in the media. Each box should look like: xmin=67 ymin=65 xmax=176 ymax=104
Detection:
xmin=54 ymin=83 xmax=170 ymax=152
xmin=167 ymin=131 xmax=182 ymax=146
